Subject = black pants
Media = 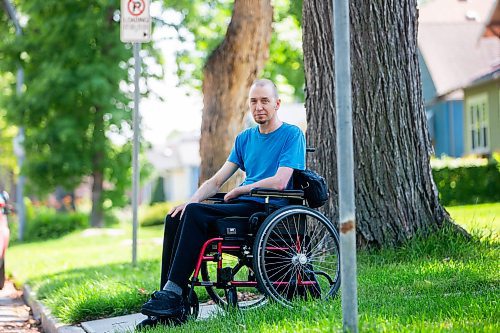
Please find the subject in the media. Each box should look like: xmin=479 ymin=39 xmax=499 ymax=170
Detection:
xmin=159 ymin=201 xmax=264 ymax=289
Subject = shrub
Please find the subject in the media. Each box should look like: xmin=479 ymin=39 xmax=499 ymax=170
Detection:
xmin=432 ymin=155 xmax=500 ymax=206
xmin=150 ymin=177 xmax=166 ymax=205
xmin=24 ymin=208 xmax=88 ymax=241
xmin=140 ymin=202 xmax=174 ymax=227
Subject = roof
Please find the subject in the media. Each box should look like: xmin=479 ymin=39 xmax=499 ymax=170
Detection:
xmin=419 ymin=0 xmax=494 ymax=23
xmin=418 ymin=0 xmax=500 ymax=98
xmin=482 ymin=0 xmax=500 ymax=37
xmin=466 ymin=63 xmax=500 ymax=88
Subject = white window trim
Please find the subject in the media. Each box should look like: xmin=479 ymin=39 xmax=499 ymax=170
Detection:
xmin=465 ymin=93 xmax=490 ymax=155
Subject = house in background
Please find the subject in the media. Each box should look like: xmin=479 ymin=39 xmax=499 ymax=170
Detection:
xmin=144 ymin=131 xmax=200 ymax=203
xmin=418 ymin=0 xmax=499 ymax=157
xmin=463 ymin=1 xmax=500 ymax=156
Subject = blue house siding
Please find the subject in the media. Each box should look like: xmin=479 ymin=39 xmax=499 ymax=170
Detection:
xmin=433 ymin=100 xmax=464 ymax=157
xmin=419 ymin=51 xmax=464 ymax=157
xmin=418 ymin=51 xmax=437 ymax=104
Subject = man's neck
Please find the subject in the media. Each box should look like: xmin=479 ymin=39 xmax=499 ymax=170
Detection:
xmin=258 ymin=119 xmax=283 ymax=134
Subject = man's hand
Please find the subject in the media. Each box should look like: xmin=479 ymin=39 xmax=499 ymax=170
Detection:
xmin=169 ymin=203 xmax=189 ymax=219
xmin=224 ymin=187 xmax=245 ymax=202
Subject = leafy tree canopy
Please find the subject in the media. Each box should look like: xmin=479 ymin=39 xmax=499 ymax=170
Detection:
xmin=160 ymin=0 xmax=304 ymax=101
xmin=0 ymin=0 xmax=158 ymax=206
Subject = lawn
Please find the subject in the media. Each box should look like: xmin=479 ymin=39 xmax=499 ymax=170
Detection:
xmin=7 ymin=203 xmax=500 ymax=332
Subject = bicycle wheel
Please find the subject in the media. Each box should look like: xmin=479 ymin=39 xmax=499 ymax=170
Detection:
xmin=253 ymin=206 xmax=340 ymax=306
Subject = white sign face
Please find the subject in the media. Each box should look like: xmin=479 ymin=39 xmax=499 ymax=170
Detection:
xmin=120 ymin=0 xmax=151 ymax=43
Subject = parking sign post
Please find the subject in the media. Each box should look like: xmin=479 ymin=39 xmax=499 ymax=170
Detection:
xmin=120 ymin=0 xmax=151 ymax=267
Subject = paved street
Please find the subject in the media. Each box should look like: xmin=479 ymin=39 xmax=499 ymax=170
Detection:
xmin=0 ymin=281 xmax=41 ymax=333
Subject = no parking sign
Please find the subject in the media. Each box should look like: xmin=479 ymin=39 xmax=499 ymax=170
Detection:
xmin=120 ymin=0 xmax=151 ymax=43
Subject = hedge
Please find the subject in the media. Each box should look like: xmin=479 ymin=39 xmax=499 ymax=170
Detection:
xmin=140 ymin=202 xmax=174 ymax=227
xmin=24 ymin=208 xmax=88 ymax=241
xmin=432 ymin=156 xmax=500 ymax=206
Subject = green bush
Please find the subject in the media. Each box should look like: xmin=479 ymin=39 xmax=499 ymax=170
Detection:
xmin=149 ymin=177 xmax=165 ymax=205
xmin=140 ymin=202 xmax=174 ymax=227
xmin=24 ymin=208 xmax=88 ymax=241
xmin=432 ymin=155 xmax=500 ymax=206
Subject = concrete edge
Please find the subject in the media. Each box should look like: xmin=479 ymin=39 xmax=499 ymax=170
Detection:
xmin=22 ymin=284 xmax=85 ymax=333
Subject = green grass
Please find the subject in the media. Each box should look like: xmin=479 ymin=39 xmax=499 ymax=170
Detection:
xmin=7 ymin=203 xmax=500 ymax=331
xmin=446 ymin=203 xmax=499 ymax=238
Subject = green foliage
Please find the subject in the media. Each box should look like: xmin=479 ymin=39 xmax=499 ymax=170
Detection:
xmin=162 ymin=0 xmax=304 ymax=100
xmin=24 ymin=208 xmax=88 ymax=241
xmin=432 ymin=156 xmax=500 ymax=206
xmin=140 ymin=202 xmax=173 ymax=226
xmin=0 ymin=0 xmax=159 ymax=210
xmin=0 ymin=71 xmax=18 ymax=191
xmin=150 ymin=176 xmax=166 ymax=205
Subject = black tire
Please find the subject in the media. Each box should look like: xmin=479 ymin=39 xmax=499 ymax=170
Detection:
xmin=0 ymin=258 xmax=5 ymax=290
xmin=201 ymin=259 xmax=267 ymax=310
xmin=253 ymin=206 xmax=341 ymax=307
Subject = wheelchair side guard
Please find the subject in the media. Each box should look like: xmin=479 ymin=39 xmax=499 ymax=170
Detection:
xmin=249 ymin=187 xmax=304 ymax=199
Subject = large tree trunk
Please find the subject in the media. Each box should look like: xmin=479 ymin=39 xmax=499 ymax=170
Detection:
xmin=90 ymin=106 xmax=104 ymax=228
xmin=303 ymin=0 xmax=460 ymax=247
xmin=199 ymin=0 xmax=273 ymax=188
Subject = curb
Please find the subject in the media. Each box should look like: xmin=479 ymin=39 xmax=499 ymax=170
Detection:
xmin=22 ymin=284 xmax=85 ymax=333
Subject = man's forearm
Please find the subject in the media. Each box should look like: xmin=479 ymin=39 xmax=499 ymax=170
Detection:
xmin=237 ymin=176 xmax=286 ymax=195
xmin=189 ymin=179 xmax=220 ymax=203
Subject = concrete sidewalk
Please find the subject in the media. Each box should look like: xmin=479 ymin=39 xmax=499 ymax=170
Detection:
xmin=0 ymin=281 xmax=40 ymax=333
xmin=81 ymin=305 xmax=220 ymax=333
xmin=23 ymin=284 xmax=220 ymax=333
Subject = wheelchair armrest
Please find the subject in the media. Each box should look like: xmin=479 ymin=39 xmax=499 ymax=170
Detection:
xmin=249 ymin=187 xmax=304 ymax=199
xmin=205 ymin=193 xmax=227 ymax=203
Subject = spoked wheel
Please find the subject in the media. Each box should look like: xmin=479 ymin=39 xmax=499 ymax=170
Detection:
xmin=253 ymin=206 xmax=341 ymax=307
xmin=201 ymin=255 xmax=267 ymax=310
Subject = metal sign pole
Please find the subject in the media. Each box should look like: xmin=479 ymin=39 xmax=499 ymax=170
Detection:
xmin=121 ymin=0 xmax=150 ymax=267
xmin=332 ymin=0 xmax=359 ymax=332
xmin=132 ymin=42 xmax=141 ymax=267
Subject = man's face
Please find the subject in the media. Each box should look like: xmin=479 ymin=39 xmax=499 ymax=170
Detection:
xmin=248 ymin=84 xmax=281 ymax=125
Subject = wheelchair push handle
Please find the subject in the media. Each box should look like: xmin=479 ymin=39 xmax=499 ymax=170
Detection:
xmin=306 ymin=147 xmax=316 ymax=153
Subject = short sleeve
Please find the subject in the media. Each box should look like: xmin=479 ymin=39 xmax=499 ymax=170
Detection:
xmin=228 ymin=134 xmax=245 ymax=171
xmin=278 ymin=127 xmax=306 ymax=170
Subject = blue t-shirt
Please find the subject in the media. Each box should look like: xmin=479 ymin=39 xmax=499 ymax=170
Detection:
xmin=228 ymin=122 xmax=306 ymax=204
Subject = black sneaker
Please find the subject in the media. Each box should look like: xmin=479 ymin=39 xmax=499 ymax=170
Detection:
xmin=135 ymin=315 xmax=187 ymax=331
xmin=141 ymin=290 xmax=185 ymax=318
xmin=135 ymin=317 xmax=160 ymax=331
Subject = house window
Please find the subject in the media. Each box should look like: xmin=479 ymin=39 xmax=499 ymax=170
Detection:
xmin=467 ymin=93 xmax=489 ymax=153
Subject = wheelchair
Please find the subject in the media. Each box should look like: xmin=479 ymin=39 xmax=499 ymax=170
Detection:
xmin=180 ymin=182 xmax=341 ymax=319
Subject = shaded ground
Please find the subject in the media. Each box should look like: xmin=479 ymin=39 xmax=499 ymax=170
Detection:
xmin=0 ymin=280 xmax=41 ymax=333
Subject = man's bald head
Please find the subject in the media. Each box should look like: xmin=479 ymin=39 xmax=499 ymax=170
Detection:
xmin=250 ymin=79 xmax=279 ymax=99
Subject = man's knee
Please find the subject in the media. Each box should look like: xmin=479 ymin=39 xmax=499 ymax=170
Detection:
xmin=183 ymin=202 xmax=202 ymax=217
xmin=164 ymin=213 xmax=181 ymax=233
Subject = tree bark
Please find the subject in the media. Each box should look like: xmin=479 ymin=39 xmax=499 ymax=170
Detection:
xmin=303 ymin=0 xmax=460 ymax=247
xmin=199 ymin=0 xmax=273 ymax=189
xmin=90 ymin=106 xmax=104 ymax=228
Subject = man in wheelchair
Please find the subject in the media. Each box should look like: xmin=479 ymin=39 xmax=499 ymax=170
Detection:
xmin=139 ymin=79 xmax=306 ymax=325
